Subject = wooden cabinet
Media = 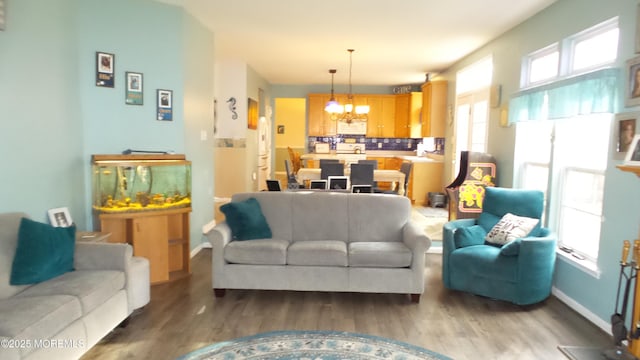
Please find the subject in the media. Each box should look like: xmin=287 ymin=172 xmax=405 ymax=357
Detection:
xmin=99 ymin=208 xmax=191 ymax=285
xmin=421 ymin=81 xmax=448 ymax=137
xmin=366 ymin=95 xmax=396 ymax=138
xmin=394 ymin=92 xmax=422 ymax=138
xmin=308 ymin=94 xmax=337 ymax=136
xmin=409 ymin=161 xmax=444 ymax=205
xmin=308 ymin=93 xmax=396 ymax=137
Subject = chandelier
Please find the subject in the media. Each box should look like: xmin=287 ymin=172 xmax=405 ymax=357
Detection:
xmin=324 ymin=49 xmax=370 ymax=123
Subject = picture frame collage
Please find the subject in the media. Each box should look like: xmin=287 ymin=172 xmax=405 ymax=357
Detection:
xmin=95 ymin=51 xmax=172 ymax=121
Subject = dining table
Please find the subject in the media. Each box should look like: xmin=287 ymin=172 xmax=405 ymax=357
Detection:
xmin=295 ymin=168 xmax=406 ymax=196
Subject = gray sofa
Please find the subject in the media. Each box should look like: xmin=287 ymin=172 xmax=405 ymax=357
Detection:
xmin=208 ymin=192 xmax=431 ymax=301
xmin=0 ymin=212 xmax=149 ymax=360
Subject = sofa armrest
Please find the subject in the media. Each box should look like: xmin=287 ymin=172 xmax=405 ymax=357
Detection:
xmin=74 ymin=242 xmax=133 ymax=271
xmin=442 ymin=219 xmax=478 ymax=255
xmin=517 ymin=229 xmax=557 ymax=279
xmin=442 ymin=218 xmax=477 ymax=288
xmin=207 ymin=222 xmax=232 ymax=289
xmin=402 ymin=221 xmax=431 ymax=254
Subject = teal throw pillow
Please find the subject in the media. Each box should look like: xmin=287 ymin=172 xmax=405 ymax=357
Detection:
xmin=10 ymin=218 xmax=76 ymax=285
xmin=220 ymin=197 xmax=272 ymax=241
xmin=453 ymin=225 xmax=487 ymax=248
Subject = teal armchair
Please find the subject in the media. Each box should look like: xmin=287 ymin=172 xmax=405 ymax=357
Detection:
xmin=442 ymin=187 xmax=557 ymax=305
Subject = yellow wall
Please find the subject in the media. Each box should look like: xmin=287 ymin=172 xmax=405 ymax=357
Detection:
xmin=275 ymin=98 xmax=306 ymax=148
xmin=275 ymin=98 xmax=306 ymax=172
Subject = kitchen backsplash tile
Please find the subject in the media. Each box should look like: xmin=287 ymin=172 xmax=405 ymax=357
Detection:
xmin=308 ymin=135 xmax=444 ymax=154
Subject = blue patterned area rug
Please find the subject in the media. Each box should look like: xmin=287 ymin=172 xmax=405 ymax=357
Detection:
xmin=178 ymin=330 xmax=451 ymax=360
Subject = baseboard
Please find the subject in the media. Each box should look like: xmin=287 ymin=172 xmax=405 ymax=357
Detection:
xmin=190 ymin=241 xmax=212 ymax=258
xmin=202 ymin=220 xmax=216 ymax=234
xmin=426 ymin=247 xmax=442 ymax=254
xmin=552 ymin=286 xmax=611 ymax=335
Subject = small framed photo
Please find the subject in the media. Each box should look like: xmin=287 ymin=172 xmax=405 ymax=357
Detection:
xmin=626 ymin=56 xmax=640 ymax=107
xmin=248 ymin=98 xmax=258 ymax=130
xmin=157 ymin=89 xmax=173 ymax=121
xmin=616 ymin=112 xmax=638 ymax=154
xmin=48 ymin=207 xmax=73 ymax=228
xmin=625 ymin=134 xmax=640 ymax=165
xmin=125 ymin=72 xmax=143 ymax=105
xmin=96 ymin=51 xmax=115 ymax=87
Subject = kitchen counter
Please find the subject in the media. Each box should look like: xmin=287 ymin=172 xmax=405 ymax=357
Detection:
xmin=301 ymin=151 xmax=443 ymax=162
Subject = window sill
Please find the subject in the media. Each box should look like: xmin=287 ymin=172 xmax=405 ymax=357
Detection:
xmin=556 ymin=249 xmax=601 ymax=279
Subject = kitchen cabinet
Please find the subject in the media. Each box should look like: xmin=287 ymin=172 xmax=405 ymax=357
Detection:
xmin=366 ymin=95 xmax=396 ymax=138
xmin=394 ymin=92 xmax=422 ymax=138
xmin=308 ymin=94 xmax=337 ymax=136
xmin=308 ymin=94 xmax=401 ymax=138
xmin=421 ymin=81 xmax=448 ymax=137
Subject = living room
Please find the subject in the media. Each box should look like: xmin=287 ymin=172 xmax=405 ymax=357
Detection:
xmin=1 ymin=0 xmax=640 ymax=359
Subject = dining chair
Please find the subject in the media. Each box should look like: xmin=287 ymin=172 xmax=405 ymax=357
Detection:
xmin=284 ymin=159 xmax=301 ymax=189
xmin=319 ymin=159 xmax=341 ymax=168
xmin=358 ymin=159 xmax=381 ymax=191
xmin=349 ymin=163 xmax=375 ymax=187
xmin=287 ymin=147 xmax=302 ymax=174
xmin=320 ymin=162 xmax=344 ymax=179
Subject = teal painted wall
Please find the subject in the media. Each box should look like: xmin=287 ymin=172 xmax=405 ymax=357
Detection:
xmin=0 ymin=0 xmax=85 ymax=224
xmin=0 ymin=0 xmax=215 ymax=250
xmin=439 ymin=0 xmax=640 ymax=326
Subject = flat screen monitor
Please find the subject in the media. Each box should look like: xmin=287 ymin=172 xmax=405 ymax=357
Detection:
xmin=266 ymin=179 xmax=281 ymax=191
xmin=327 ymin=176 xmax=349 ymax=190
xmin=309 ymin=180 xmax=327 ymax=190
xmin=351 ymin=185 xmax=372 ymax=193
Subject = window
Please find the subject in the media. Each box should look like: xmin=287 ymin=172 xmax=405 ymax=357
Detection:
xmin=454 ymin=57 xmax=492 ymax=175
xmin=520 ymin=17 xmax=618 ymax=89
xmin=515 ymin=114 xmax=611 ymax=272
xmin=522 ymin=44 xmax=559 ymax=87
xmin=569 ymin=18 xmax=619 ymax=73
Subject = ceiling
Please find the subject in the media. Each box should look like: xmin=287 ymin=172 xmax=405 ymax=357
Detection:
xmin=157 ymin=0 xmax=557 ymax=86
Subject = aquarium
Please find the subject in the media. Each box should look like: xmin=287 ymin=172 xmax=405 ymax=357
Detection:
xmin=92 ymin=154 xmax=191 ymax=214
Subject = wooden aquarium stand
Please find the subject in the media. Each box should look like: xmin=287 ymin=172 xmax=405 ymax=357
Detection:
xmin=97 ymin=207 xmax=191 ymax=285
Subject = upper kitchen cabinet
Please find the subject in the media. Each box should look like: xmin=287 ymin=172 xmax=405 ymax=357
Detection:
xmin=366 ymin=95 xmax=396 ymax=138
xmin=308 ymin=94 xmax=337 ymax=136
xmin=395 ymin=92 xmax=422 ymax=138
xmin=421 ymin=81 xmax=448 ymax=137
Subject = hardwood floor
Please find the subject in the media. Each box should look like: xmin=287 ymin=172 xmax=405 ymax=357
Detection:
xmin=81 ymin=249 xmax=611 ymax=360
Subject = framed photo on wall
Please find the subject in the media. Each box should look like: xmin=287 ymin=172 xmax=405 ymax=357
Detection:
xmin=125 ymin=72 xmax=143 ymax=105
xmin=48 ymin=207 xmax=73 ymax=227
xmin=248 ymin=98 xmax=258 ymax=130
xmin=615 ymin=112 xmax=638 ymax=155
xmin=626 ymin=56 xmax=640 ymax=107
xmin=157 ymin=89 xmax=173 ymax=121
xmin=624 ymin=134 xmax=640 ymax=165
xmin=96 ymin=51 xmax=115 ymax=87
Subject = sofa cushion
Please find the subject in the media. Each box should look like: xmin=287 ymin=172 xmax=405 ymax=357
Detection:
xmin=15 ymin=270 xmax=125 ymax=314
xmin=291 ymin=192 xmax=349 ymax=242
xmin=232 ymin=193 xmax=294 ymax=241
xmin=348 ymin=194 xmax=410 ymax=243
xmin=0 ymin=295 xmax=82 ymax=348
xmin=287 ymin=241 xmax=348 ymax=266
xmin=220 ymin=197 xmax=272 ymax=241
xmin=500 ymin=238 xmax=522 ymax=256
xmin=454 ymin=225 xmax=487 ymax=248
xmin=224 ymin=239 xmax=289 ymax=265
xmin=485 ymin=213 xmax=539 ymax=246
xmin=10 ymin=218 xmax=76 ymax=285
xmin=349 ymin=242 xmax=412 ymax=268
xmin=450 ymin=245 xmax=518 ymax=282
